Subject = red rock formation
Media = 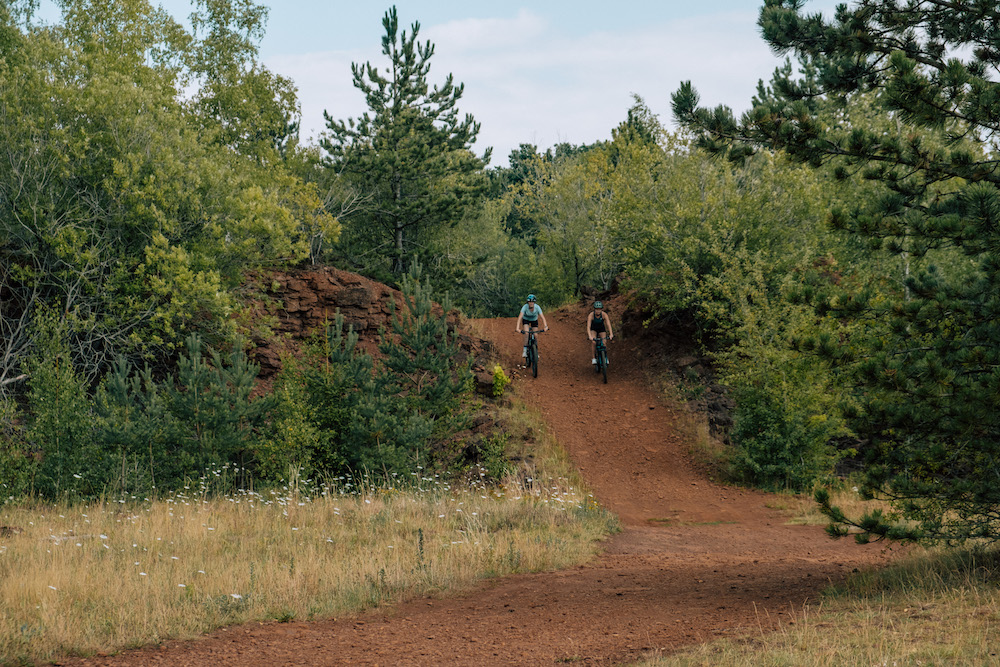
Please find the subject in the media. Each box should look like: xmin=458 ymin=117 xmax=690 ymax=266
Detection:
xmin=246 ymin=267 xmax=495 ymax=396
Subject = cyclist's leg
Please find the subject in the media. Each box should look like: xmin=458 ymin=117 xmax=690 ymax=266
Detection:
xmin=524 ymin=322 xmax=539 ymax=357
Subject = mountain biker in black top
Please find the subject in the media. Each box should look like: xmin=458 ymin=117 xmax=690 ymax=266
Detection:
xmin=587 ymin=300 xmax=613 ymax=365
xmin=515 ymin=294 xmax=549 ymax=358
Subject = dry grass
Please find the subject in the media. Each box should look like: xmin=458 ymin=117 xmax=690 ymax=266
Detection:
xmin=637 ymin=489 xmax=1000 ymax=667
xmin=644 ymin=550 xmax=1000 ymax=666
xmin=768 ymin=483 xmax=893 ymax=527
xmin=0 ymin=405 xmax=617 ymax=664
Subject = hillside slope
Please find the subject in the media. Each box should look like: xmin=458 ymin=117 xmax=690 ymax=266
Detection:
xmin=67 ymin=299 xmax=896 ymax=666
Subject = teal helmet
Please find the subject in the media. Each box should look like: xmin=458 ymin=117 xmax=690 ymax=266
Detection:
xmin=526 ymin=294 xmax=536 ymax=302
xmin=593 ymin=300 xmax=603 ymax=309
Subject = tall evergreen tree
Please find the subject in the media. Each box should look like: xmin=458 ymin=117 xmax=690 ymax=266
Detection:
xmin=320 ymin=6 xmax=487 ymax=276
xmin=673 ymin=0 xmax=1000 ymax=545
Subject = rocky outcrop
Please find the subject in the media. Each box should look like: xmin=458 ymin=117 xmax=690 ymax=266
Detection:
xmin=246 ymin=267 xmax=401 ymax=381
xmin=247 ymin=267 xmax=495 ymax=392
xmin=274 ymin=269 xmax=401 ymax=339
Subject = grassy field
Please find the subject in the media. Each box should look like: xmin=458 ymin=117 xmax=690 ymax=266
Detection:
xmin=0 ymin=401 xmax=618 ymax=664
xmin=641 ymin=487 xmax=1000 ymax=666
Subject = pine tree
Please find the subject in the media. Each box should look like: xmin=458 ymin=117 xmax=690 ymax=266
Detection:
xmin=378 ymin=265 xmax=472 ymax=438
xmin=93 ymin=357 xmax=167 ymax=494
xmin=673 ymin=0 xmax=1000 ymax=545
xmin=320 ymin=5 xmax=487 ymax=276
xmin=163 ymin=335 xmax=273 ymax=485
xmin=299 ymin=313 xmax=378 ymax=474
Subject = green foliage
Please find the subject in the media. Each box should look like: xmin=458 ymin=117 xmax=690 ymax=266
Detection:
xmin=24 ymin=313 xmax=102 ymax=498
xmin=252 ymin=358 xmax=325 ymax=483
xmin=0 ymin=396 xmax=34 ymax=500
xmin=320 ymin=5 xmax=487 ymax=276
xmin=491 ymin=363 xmax=511 ymax=398
xmin=277 ymin=266 xmax=473 ymax=479
xmin=92 ymin=334 xmax=273 ymax=496
xmin=436 ymin=196 xmax=558 ymax=316
xmin=318 ymin=310 xmax=436 ymax=476
xmin=379 ymin=267 xmax=472 ymax=436
xmin=162 ymin=334 xmax=274 ymax=479
xmin=730 ymin=384 xmax=839 ymax=492
xmin=478 ymin=433 xmax=511 ymax=482
xmin=0 ymin=0 xmax=335 ymax=390
xmin=188 ymin=0 xmax=301 ymax=161
xmin=298 ymin=316 xmax=377 ymax=474
xmin=696 ymin=249 xmax=848 ymax=491
xmin=676 ymin=0 xmax=1000 ymax=545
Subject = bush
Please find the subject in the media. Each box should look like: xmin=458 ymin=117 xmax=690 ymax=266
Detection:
xmin=492 ymin=364 xmax=511 ymax=397
xmin=729 ymin=384 xmax=839 ymax=491
xmin=478 ymin=433 xmax=512 ymax=481
xmin=0 ymin=398 xmax=34 ymax=500
xmin=248 ymin=358 xmax=326 ymax=483
xmin=94 ymin=335 xmax=274 ymax=496
xmin=24 ymin=313 xmax=104 ymax=498
xmin=285 ymin=266 xmax=475 ymax=479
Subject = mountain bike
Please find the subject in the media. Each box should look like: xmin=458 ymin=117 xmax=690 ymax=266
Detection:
xmin=526 ymin=329 xmax=542 ymax=378
xmin=594 ymin=335 xmax=610 ymax=383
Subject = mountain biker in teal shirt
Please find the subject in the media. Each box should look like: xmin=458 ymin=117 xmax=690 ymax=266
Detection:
xmin=515 ymin=294 xmax=549 ymax=358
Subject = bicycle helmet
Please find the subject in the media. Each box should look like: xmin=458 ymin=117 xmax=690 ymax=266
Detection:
xmin=526 ymin=294 xmax=536 ymax=302
xmin=593 ymin=300 xmax=603 ymax=309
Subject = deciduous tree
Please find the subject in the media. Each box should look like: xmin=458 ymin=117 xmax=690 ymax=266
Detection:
xmin=0 ymin=0 xmax=334 ymax=388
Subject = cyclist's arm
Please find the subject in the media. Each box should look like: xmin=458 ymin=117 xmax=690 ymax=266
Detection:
xmin=586 ymin=312 xmax=594 ymax=338
xmin=515 ymin=313 xmax=523 ymax=331
xmin=540 ymin=313 xmax=549 ymax=330
xmin=607 ymin=317 xmax=614 ymax=339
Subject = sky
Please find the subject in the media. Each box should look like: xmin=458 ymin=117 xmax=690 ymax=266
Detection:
xmin=37 ymin=0 xmax=844 ymax=166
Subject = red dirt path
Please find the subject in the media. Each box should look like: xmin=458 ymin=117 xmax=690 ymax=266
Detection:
xmin=64 ymin=305 xmax=895 ymax=666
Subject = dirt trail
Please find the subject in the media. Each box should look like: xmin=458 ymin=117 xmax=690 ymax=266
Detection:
xmin=68 ymin=305 xmax=894 ymax=666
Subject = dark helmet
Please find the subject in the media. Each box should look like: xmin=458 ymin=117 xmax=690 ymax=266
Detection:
xmin=526 ymin=294 xmax=536 ymax=302
xmin=593 ymin=300 xmax=603 ymax=309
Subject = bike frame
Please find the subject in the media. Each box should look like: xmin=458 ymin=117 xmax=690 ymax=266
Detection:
xmin=526 ymin=328 xmax=541 ymax=377
xmin=594 ymin=335 xmax=609 ymax=383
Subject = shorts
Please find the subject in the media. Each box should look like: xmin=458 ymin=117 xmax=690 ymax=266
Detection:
xmin=522 ymin=320 xmax=540 ymax=329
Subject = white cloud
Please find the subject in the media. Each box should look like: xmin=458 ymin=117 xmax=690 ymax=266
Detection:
xmin=268 ymin=50 xmax=366 ymax=139
xmin=423 ymin=9 xmax=547 ymax=52
xmin=270 ymin=9 xmax=797 ymax=166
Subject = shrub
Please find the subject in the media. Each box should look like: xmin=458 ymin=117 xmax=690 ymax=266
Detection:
xmin=0 ymin=398 xmax=34 ymax=499
xmin=729 ymin=384 xmax=839 ymax=491
xmin=492 ymin=363 xmax=511 ymax=397
xmin=94 ymin=335 xmax=274 ymax=495
xmin=24 ymin=313 xmax=103 ymax=498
